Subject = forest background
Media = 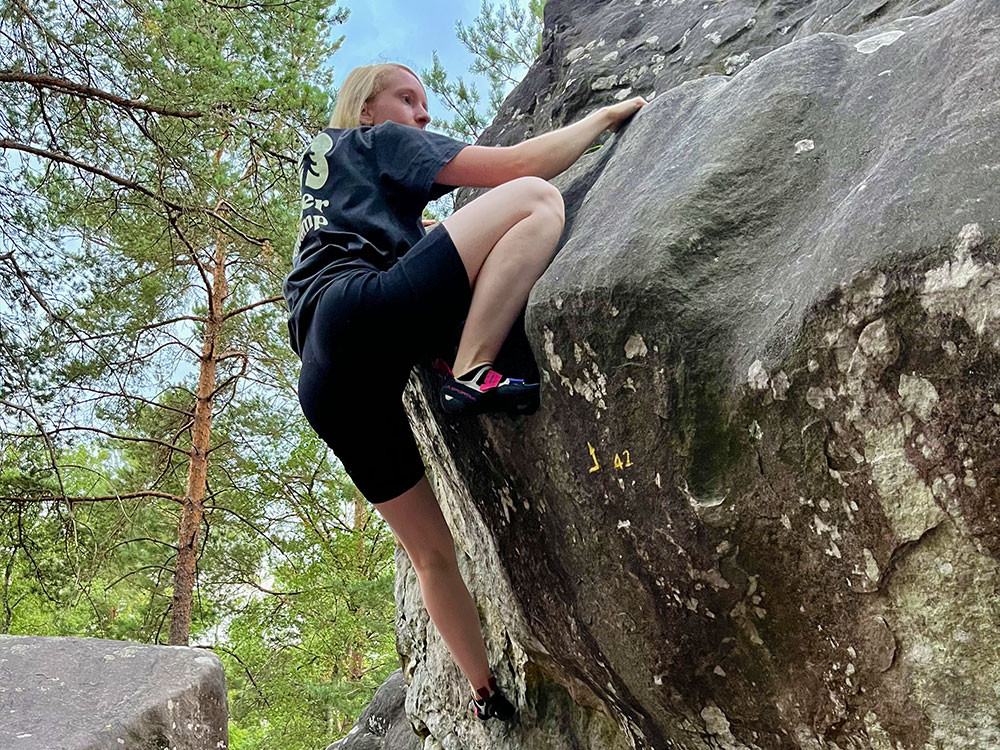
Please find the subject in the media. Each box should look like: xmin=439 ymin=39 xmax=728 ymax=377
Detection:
xmin=0 ymin=0 xmax=543 ymax=746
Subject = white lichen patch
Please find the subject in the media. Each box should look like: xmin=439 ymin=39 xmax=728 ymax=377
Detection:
xmin=771 ymin=370 xmax=790 ymax=400
xmin=542 ymin=327 xmax=583 ymax=400
xmin=812 ymin=515 xmax=841 ymax=541
xmin=724 ymin=52 xmax=751 ymax=74
xmin=863 ymin=548 xmax=880 ymax=582
xmin=573 ymin=361 xmax=609 ymax=408
xmin=592 ymin=75 xmax=618 ymax=90
xmin=806 ymin=386 xmax=835 ymax=410
xmin=858 ymin=318 xmax=896 ymax=360
xmin=897 ymin=373 xmax=939 ymax=421
xmin=854 ymin=30 xmax=905 ymax=54
xmin=865 ymin=421 xmax=946 ymax=543
xmin=543 ymin=327 xmax=563 ymax=373
xmin=701 ymin=702 xmax=752 ymax=750
xmin=794 ymin=139 xmax=815 ymax=154
xmin=498 ymin=484 xmax=516 ymax=524
xmin=748 ymin=359 xmax=769 ymax=390
xmin=624 ymin=333 xmax=648 ymax=359
xmin=921 ymin=224 xmax=1000 ymax=345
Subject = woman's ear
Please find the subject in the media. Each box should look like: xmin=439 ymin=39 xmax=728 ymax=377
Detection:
xmin=359 ymin=102 xmax=373 ymax=126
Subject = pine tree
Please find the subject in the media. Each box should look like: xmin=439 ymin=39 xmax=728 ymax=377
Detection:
xmin=1 ymin=0 xmax=402 ymax=745
xmin=421 ymin=0 xmax=547 ymax=142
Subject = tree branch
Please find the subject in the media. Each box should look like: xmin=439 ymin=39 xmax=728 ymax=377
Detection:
xmin=221 ymin=296 xmax=284 ymax=321
xmin=0 ymin=490 xmax=185 ymax=504
xmin=3 ymin=423 xmax=190 ymax=456
xmin=0 ymin=71 xmax=203 ymax=118
xmin=0 ymin=139 xmax=185 ymax=212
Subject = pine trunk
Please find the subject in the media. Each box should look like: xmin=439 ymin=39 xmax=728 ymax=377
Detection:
xmin=168 ymin=204 xmax=229 ymax=645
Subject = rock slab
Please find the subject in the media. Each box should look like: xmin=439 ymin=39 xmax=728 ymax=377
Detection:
xmin=0 ymin=635 xmax=228 ymax=750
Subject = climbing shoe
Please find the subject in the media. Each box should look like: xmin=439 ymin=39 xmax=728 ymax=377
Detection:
xmin=470 ymin=675 xmax=517 ymax=721
xmin=437 ymin=361 xmax=539 ymax=416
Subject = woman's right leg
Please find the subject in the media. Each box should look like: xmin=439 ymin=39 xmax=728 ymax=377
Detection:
xmin=441 ymin=176 xmax=565 ymax=376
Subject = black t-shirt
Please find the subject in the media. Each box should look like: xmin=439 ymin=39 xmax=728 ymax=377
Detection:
xmin=282 ymin=121 xmax=468 ymax=357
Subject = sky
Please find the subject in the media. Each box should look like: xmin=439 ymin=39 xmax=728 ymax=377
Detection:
xmin=327 ymin=0 xmax=502 ymax=126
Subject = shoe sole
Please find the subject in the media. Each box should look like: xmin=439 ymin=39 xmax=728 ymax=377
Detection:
xmin=441 ymin=385 xmax=539 ymax=416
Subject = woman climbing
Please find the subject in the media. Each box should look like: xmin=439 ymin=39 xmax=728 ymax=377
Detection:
xmin=282 ymin=62 xmax=645 ymax=722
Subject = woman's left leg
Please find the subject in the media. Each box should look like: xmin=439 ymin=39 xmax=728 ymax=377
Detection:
xmin=373 ymin=474 xmax=493 ymax=698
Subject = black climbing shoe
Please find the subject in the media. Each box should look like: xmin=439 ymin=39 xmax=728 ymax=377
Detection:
xmin=436 ymin=361 xmax=539 ymax=416
xmin=470 ymin=676 xmax=517 ymax=721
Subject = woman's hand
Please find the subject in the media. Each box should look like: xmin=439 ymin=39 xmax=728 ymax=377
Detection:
xmin=603 ymin=96 xmax=648 ymax=133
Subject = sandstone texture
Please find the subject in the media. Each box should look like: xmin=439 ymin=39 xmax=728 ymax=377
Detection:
xmin=381 ymin=1 xmax=999 ymax=748
xmin=0 ymin=635 xmax=228 ymax=750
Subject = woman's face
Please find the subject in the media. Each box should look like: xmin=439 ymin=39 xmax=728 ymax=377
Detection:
xmin=360 ymin=68 xmax=431 ymax=129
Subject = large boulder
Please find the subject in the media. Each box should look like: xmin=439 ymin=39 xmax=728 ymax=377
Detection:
xmin=0 ymin=635 xmax=228 ymax=750
xmin=391 ymin=0 xmax=1000 ymax=748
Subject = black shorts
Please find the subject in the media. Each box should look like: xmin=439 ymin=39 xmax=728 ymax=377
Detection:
xmin=296 ymin=224 xmax=472 ymax=504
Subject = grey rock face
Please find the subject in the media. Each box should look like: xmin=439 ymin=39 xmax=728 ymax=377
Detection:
xmin=396 ymin=0 xmax=1000 ymax=748
xmin=0 ymin=635 xmax=227 ymax=750
xmin=325 ymin=669 xmax=422 ymax=750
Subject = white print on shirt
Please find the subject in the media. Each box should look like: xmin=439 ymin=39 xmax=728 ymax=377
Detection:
xmin=301 ymin=194 xmax=329 ymax=212
xmin=293 ymin=133 xmax=334 ymax=260
xmin=301 ymin=132 xmax=333 ymax=190
xmin=294 ymin=195 xmax=330 ymax=260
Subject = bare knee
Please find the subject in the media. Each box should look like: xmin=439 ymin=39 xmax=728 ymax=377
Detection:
xmin=412 ymin=549 xmax=460 ymax=576
xmin=512 ymin=176 xmax=565 ymax=226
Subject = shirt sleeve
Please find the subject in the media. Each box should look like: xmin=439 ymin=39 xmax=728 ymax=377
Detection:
xmin=374 ymin=121 xmax=468 ymax=202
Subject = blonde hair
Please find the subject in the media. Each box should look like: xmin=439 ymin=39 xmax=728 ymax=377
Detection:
xmin=329 ymin=63 xmax=421 ymax=129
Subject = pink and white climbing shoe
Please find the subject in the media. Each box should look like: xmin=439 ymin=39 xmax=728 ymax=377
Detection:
xmin=437 ymin=362 xmax=539 ymax=416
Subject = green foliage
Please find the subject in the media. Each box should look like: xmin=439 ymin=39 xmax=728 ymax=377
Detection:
xmin=217 ymin=486 xmax=399 ymax=747
xmin=0 ymin=0 xmax=405 ymax=746
xmin=420 ymin=0 xmax=545 ymax=222
xmin=421 ymin=0 xmax=546 ymax=142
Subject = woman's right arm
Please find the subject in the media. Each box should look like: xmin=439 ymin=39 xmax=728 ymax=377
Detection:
xmin=435 ymin=97 xmax=646 ymax=188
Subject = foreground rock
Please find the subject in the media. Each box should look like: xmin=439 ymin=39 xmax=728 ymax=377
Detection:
xmin=390 ymin=0 xmax=1000 ymax=748
xmin=325 ymin=669 xmax=421 ymax=750
xmin=0 ymin=635 xmax=227 ymax=750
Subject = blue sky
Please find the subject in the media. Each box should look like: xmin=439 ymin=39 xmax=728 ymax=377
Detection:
xmin=327 ymin=0 xmax=507 ymax=127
